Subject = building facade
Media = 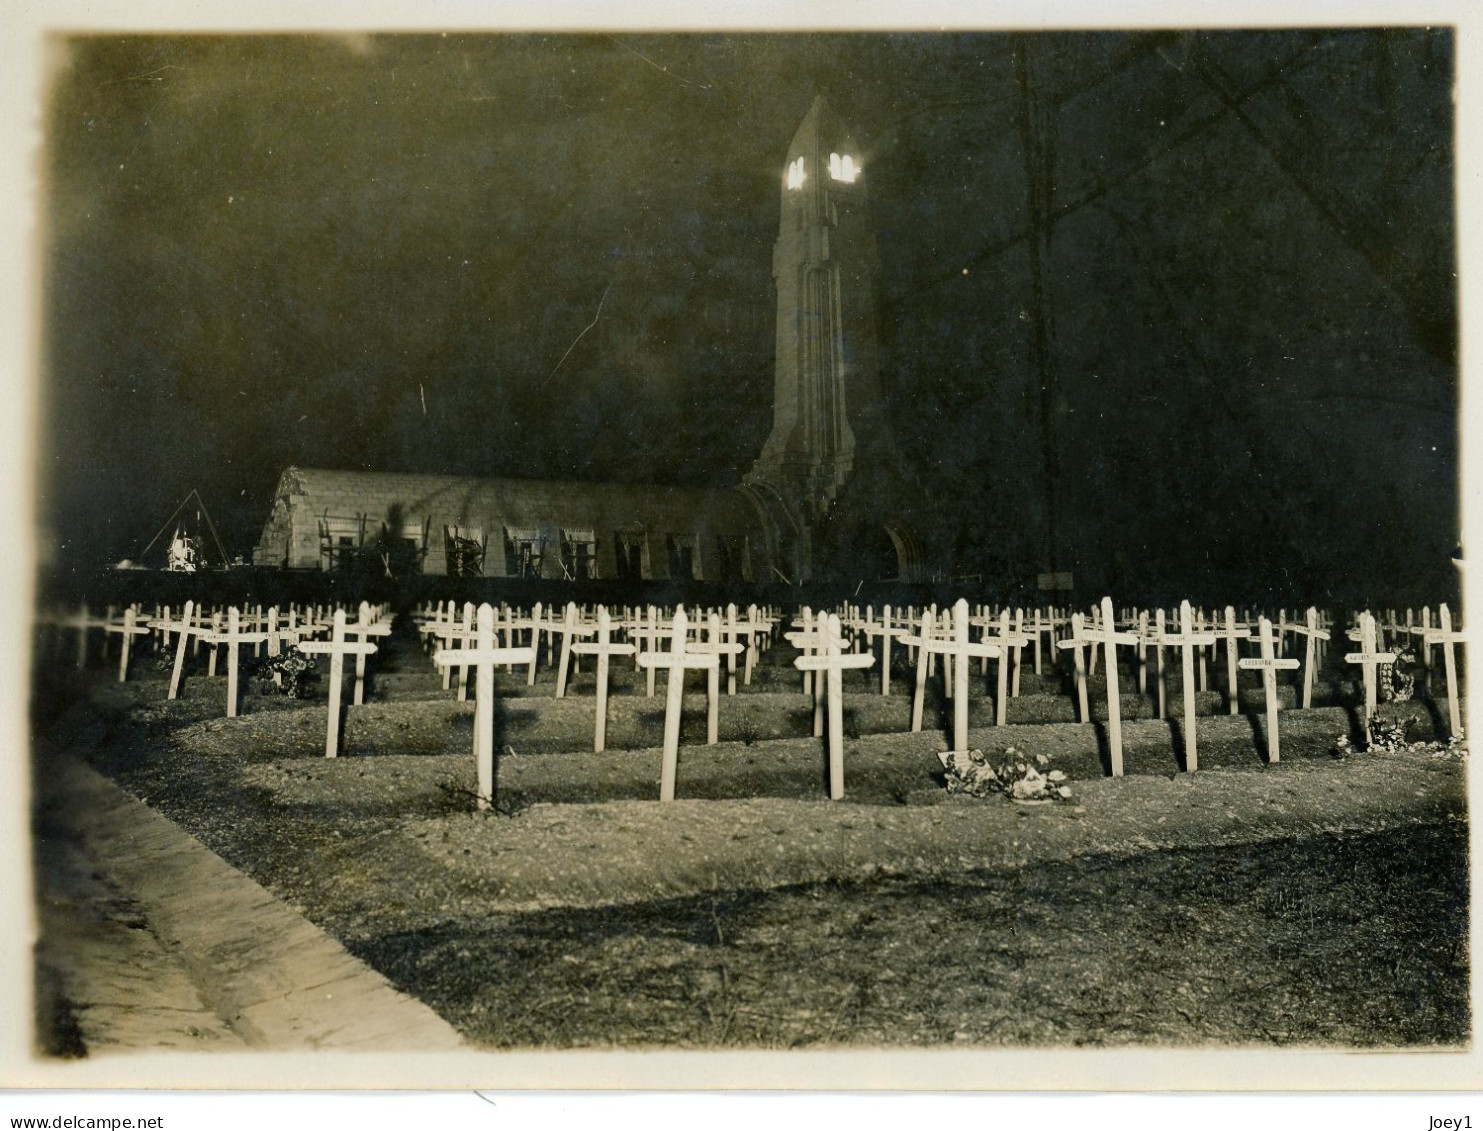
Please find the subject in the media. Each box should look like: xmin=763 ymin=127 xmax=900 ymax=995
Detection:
xmin=253 ymin=97 xmax=927 ymax=583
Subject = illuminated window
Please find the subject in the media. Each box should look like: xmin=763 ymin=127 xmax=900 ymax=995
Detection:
xmin=829 ymin=152 xmax=859 ymax=183
xmin=786 ymin=156 xmax=806 ymax=190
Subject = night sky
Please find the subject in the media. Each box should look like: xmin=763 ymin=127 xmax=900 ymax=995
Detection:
xmin=37 ymin=29 xmax=1458 ymax=602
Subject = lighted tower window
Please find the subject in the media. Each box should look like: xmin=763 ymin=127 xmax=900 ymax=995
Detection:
xmin=786 ymin=156 xmax=806 ymax=190
xmin=829 ymin=152 xmax=860 ymax=183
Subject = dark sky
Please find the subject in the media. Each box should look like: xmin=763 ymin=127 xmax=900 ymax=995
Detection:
xmin=39 ymin=29 xmax=1457 ymax=601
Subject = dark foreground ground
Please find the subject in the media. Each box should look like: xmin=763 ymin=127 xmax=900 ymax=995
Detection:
xmin=29 ymin=628 xmax=1472 ymax=1052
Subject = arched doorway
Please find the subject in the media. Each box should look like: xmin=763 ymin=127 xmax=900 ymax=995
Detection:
xmin=817 ymin=521 xmax=918 ymax=582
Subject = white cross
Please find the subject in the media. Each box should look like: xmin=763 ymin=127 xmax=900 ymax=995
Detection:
xmin=1423 ymin=603 xmax=1467 ymax=740
xmin=346 ymin=601 xmax=393 ymax=706
xmin=103 ymin=605 xmax=151 ymax=683
xmin=548 ymin=602 xmax=596 ymax=698
xmin=858 ymin=603 xmax=908 ymax=696
xmin=148 ymin=600 xmax=211 ymax=700
xmin=685 ymin=612 xmax=747 ymax=745
xmin=1079 ymin=597 xmax=1140 ymax=777
xmin=1240 ymin=616 xmax=1301 ymax=762
xmin=1210 ymin=606 xmax=1251 ymax=715
xmin=900 ymin=608 xmax=949 ymax=733
xmin=922 ymin=599 xmax=1001 ymax=754
xmin=297 ymin=609 xmax=379 ymax=759
xmin=794 ymin=612 xmax=875 ymax=800
xmin=433 ymin=602 xmax=534 ymax=809
xmin=732 ymin=603 xmax=774 ymax=686
xmin=638 ymin=608 xmax=720 ymax=802
xmin=201 ymin=606 xmax=269 ymax=718
xmin=1284 ymin=607 xmax=1330 ymax=709
xmin=570 ymin=608 xmax=636 ymax=753
xmin=628 ymin=606 xmax=672 ymax=697
xmin=1159 ymin=600 xmax=1217 ymax=772
xmin=1056 ymin=612 xmax=1092 ymax=723
xmin=1344 ymin=611 xmax=1396 ymax=723
xmin=986 ymin=609 xmax=1031 ymax=721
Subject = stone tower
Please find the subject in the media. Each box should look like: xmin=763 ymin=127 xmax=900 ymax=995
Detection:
xmin=744 ymin=96 xmax=920 ymax=582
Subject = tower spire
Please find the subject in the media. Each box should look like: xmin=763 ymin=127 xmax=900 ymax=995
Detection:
xmin=747 ymin=96 xmax=883 ymax=519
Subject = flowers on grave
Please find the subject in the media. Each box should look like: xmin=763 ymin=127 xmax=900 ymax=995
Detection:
xmin=937 ymin=746 xmax=1072 ymax=803
xmin=251 ymin=651 xmax=318 ymax=699
xmin=1333 ymin=714 xmax=1466 ymax=758
xmin=1379 ymin=649 xmax=1416 ymax=704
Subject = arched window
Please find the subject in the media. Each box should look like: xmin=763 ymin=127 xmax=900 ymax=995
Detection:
xmin=830 ymin=152 xmax=859 ymax=184
xmin=786 ymin=156 xmax=806 ymax=190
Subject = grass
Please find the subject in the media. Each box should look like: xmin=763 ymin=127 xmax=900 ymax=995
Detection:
xmin=30 ymin=632 xmax=1472 ymax=1052
xmin=348 ymin=822 xmax=1468 ymax=1048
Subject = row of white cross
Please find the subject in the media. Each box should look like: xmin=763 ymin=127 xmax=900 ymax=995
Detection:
xmin=37 ymin=595 xmax=1467 ymax=808
xmin=413 ymin=600 xmax=780 ymax=698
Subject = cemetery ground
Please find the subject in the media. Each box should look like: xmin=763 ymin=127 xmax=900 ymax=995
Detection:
xmin=30 ymin=611 xmax=1469 ymax=1052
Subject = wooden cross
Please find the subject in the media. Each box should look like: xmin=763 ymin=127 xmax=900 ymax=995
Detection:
xmin=1344 ymin=612 xmax=1396 ymax=723
xmin=786 ymin=609 xmax=830 ymax=735
xmin=347 ymin=601 xmax=393 ymax=706
xmin=858 ymin=604 xmax=907 ymax=696
xmin=148 ymin=601 xmax=208 ymax=700
xmin=433 ymin=603 xmax=534 ymax=809
xmin=1210 ymin=606 xmax=1251 ymax=715
xmin=1423 ymin=603 xmax=1467 ymax=739
xmin=1134 ymin=610 xmax=1150 ymax=695
xmin=794 ymin=612 xmax=876 ymax=800
xmin=1239 ymin=616 xmax=1301 ymax=762
xmin=201 ymin=607 xmax=269 ymax=718
xmin=638 ymin=608 xmax=721 ymax=801
xmin=980 ymin=609 xmax=1029 ymax=727
xmin=1056 ymin=612 xmax=1091 ymax=723
xmin=786 ymin=608 xmax=821 ymax=695
xmin=733 ymin=604 xmax=773 ymax=686
xmin=571 ymin=608 xmax=636 ymax=752
xmin=1284 ymin=607 xmax=1330 ymax=709
xmin=297 ymin=609 xmax=379 ymax=759
xmin=712 ymin=604 xmax=750 ymax=695
xmin=548 ymin=602 xmax=596 ymax=698
xmin=628 ymin=606 xmax=671 ymax=697
xmin=1080 ymin=597 xmax=1140 ymax=777
xmin=104 ymin=605 xmax=151 ymax=683
xmin=1159 ymin=601 xmax=1217 ymax=771
xmin=922 ymin=599 xmax=1001 ymax=753
xmin=901 ymin=609 xmax=947 ymax=733
xmin=1409 ymin=607 xmax=1435 ymax=694
xmin=1195 ymin=608 xmax=1210 ymax=692
xmin=685 ymin=612 xmax=747 ymax=744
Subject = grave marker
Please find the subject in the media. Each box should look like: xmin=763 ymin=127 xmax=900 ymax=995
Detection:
xmin=571 ymin=608 xmax=636 ymax=752
xmin=1285 ymin=607 xmax=1330 ymax=709
xmin=794 ymin=612 xmax=875 ymax=800
xmin=1239 ymin=617 xmax=1300 ymax=762
xmin=1160 ymin=601 xmax=1216 ymax=771
xmin=1056 ymin=612 xmax=1092 ymax=723
xmin=148 ymin=601 xmax=207 ymax=700
xmin=433 ymin=603 xmax=535 ymax=809
xmin=1211 ymin=607 xmax=1251 ymax=715
xmin=549 ymin=602 xmax=596 ymax=698
xmin=924 ymin=599 xmax=1002 ymax=751
xmin=1344 ymin=612 xmax=1395 ymax=724
xmin=638 ymin=608 xmax=720 ymax=802
xmin=1081 ymin=598 xmax=1140 ymax=776
xmin=104 ymin=605 xmax=151 ymax=683
xmin=297 ymin=609 xmax=379 ymax=758
xmin=201 ymin=607 xmax=269 ymax=718
xmin=1424 ymin=603 xmax=1467 ymax=739
xmin=687 ymin=612 xmax=747 ymax=745
xmin=347 ymin=601 xmax=394 ymax=706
